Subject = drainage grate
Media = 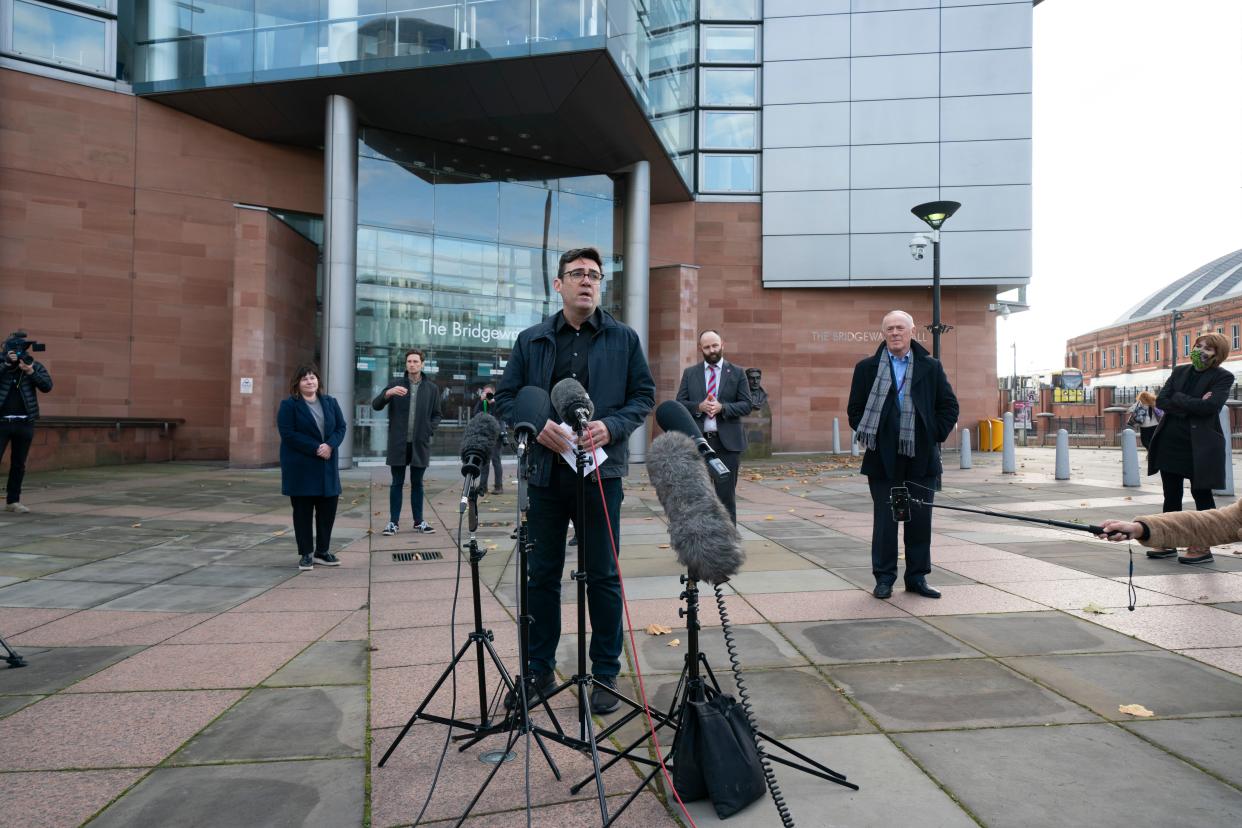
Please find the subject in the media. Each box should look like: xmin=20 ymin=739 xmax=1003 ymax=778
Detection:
xmin=391 ymin=551 xmax=444 ymax=562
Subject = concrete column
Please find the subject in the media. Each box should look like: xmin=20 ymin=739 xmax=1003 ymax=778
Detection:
xmin=832 ymin=418 xmax=841 ymax=454
xmin=1055 ymin=429 xmax=1070 ymax=480
xmin=960 ymin=428 xmax=972 ymax=469
xmin=323 ymin=94 xmax=358 ymax=469
xmin=1215 ymin=405 xmax=1235 ymax=496
xmin=623 ymin=160 xmax=650 ymax=463
xmin=1002 ymin=412 xmax=1016 ymax=474
xmin=1121 ymin=429 xmax=1140 ymax=487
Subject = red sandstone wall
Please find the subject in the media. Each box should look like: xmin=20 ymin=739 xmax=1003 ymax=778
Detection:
xmin=650 ymin=201 xmax=999 ymax=453
xmin=0 ymin=69 xmax=322 ymax=464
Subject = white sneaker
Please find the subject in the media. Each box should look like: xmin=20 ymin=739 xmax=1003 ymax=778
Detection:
xmin=382 ymin=522 xmax=398 ymax=536
xmin=415 ymin=521 xmax=436 ymax=533
xmin=4 ymin=503 xmax=29 ymax=514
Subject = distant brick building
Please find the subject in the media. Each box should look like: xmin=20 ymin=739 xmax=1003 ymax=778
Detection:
xmin=1066 ymin=249 xmax=1242 ymax=388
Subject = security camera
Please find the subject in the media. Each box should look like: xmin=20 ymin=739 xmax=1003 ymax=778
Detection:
xmin=909 ymin=234 xmax=932 ymax=261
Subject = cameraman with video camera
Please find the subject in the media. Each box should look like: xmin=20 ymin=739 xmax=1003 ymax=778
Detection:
xmin=0 ymin=332 xmax=52 ymax=514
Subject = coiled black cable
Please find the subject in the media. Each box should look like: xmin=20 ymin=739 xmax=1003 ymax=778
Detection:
xmin=713 ymin=584 xmax=795 ymax=828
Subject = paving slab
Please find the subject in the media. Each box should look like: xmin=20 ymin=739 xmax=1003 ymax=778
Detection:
xmin=167 ymin=610 xmax=349 ymax=644
xmin=0 ymin=552 xmax=84 ymax=578
xmin=1213 ymin=600 xmax=1242 ymax=614
xmin=925 ymin=611 xmax=1158 ymax=657
xmin=0 ymin=644 xmax=143 ymax=694
xmin=68 ymin=641 xmax=305 ymax=692
xmin=1003 ymin=651 xmax=1242 ymax=719
xmin=87 ymin=758 xmax=365 ymax=828
xmin=828 ymin=564 xmax=977 ymax=590
xmin=680 ymin=733 xmax=975 ymax=828
xmin=43 ymin=560 xmax=196 ymax=584
xmin=622 ymin=622 xmax=809 ymax=675
xmin=1123 ymin=717 xmax=1242 ymax=789
xmin=1043 ymin=551 xmax=1203 ymax=578
xmin=895 ymin=723 xmax=1242 ymax=827
xmin=1177 ymin=647 xmax=1242 ymax=675
xmin=0 ymin=579 xmax=143 ymax=609
xmin=0 ymin=539 xmax=133 ymax=560
xmin=1068 ymin=603 xmax=1242 ymax=649
xmin=0 ymin=769 xmax=148 ymax=828
xmin=997 ymin=577 xmax=1189 ymax=610
xmin=1126 ymin=572 xmax=1242 ymax=603
xmin=94 ymin=584 xmax=266 ymax=612
xmin=0 ymin=695 xmax=42 ymax=718
xmin=828 ymin=659 xmax=1100 ymax=731
xmin=0 ymin=606 xmax=75 ymax=635
xmin=265 ymin=640 xmax=370 ymax=686
xmin=10 ymin=610 xmax=213 ymax=647
xmin=162 ymin=565 xmax=295 ymax=588
xmin=727 ymin=568 xmax=856 ymax=594
xmin=779 ymin=618 xmax=984 ymax=664
xmin=171 ymin=685 xmax=365 ymax=763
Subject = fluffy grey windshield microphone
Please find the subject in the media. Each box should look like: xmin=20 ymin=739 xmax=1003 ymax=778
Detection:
xmin=550 ymin=377 xmax=594 ymax=427
xmin=647 ymin=431 xmax=744 ymax=585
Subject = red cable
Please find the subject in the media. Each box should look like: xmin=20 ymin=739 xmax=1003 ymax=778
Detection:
xmin=582 ymin=426 xmax=698 ymax=828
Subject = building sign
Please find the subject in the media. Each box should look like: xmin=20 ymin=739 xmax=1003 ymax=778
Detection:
xmin=419 ymin=317 xmax=523 ymax=346
xmin=811 ymin=329 xmax=929 ymax=344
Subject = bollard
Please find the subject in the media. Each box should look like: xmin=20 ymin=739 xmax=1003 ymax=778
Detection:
xmin=1055 ymin=429 xmax=1070 ymax=480
xmin=1121 ymin=428 xmax=1140 ymax=487
xmin=832 ymin=417 xmax=842 ymax=454
xmin=960 ymin=428 xmax=973 ymax=469
xmin=1002 ymin=412 xmax=1016 ymax=474
xmin=1215 ymin=406 xmax=1234 ymax=496
xmin=850 ymin=430 xmax=860 ymax=457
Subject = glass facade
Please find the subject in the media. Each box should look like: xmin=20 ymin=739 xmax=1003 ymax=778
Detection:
xmin=352 ymin=128 xmax=621 ymax=461
xmin=5 ymin=0 xmax=115 ymax=76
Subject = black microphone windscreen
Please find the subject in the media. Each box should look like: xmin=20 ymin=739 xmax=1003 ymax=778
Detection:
xmin=551 ymin=377 xmax=593 ymax=422
xmin=647 ymin=431 xmax=744 ymax=585
xmin=655 ymin=400 xmax=703 ymax=440
xmin=513 ymin=386 xmax=553 ymax=437
xmin=460 ymin=413 xmax=500 ymax=474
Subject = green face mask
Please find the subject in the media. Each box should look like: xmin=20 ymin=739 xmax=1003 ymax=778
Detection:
xmin=1190 ymin=348 xmax=1207 ymax=370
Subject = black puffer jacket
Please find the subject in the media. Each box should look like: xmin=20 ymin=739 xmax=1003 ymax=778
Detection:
xmin=0 ymin=360 xmax=52 ymax=419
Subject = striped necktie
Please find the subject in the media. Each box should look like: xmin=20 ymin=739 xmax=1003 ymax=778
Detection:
xmin=707 ymin=365 xmax=717 ymax=397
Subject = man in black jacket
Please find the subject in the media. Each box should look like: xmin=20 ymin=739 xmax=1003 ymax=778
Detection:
xmin=0 ymin=338 xmax=53 ymax=514
xmin=847 ymin=311 xmax=959 ymax=600
xmin=471 ymin=384 xmax=506 ymax=494
xmin=676 ymin=330 xmax=753 ymax=523
xmin=495 ymin=247 xmax=655 ymax=715
xmin=373 ymin=348 xmax=442 ymax=536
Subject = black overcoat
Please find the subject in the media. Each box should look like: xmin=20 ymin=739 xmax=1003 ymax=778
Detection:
xmin=372 ymin=375 xmax=442 ymax=468
xmin=1148 ymin=364 xmax=1234 ymax=490
xmin=277 ymin=394 xmax=346 ymax=497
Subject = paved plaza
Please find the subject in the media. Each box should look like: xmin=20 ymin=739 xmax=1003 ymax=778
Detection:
xmin=1 ymin=449 xmax=1241 ymax=827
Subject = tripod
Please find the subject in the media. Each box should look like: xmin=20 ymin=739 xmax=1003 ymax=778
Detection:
xmin=2 ymin=633 xmax=25 ymax=668
xmin=377 ymin=472 xmax=558 ymax=772
xmin=571 ymin=576 xmax=857 ymax=825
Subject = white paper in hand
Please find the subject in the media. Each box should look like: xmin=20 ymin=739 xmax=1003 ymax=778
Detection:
xmin=556 ymin=422 xmax=607 ymax=476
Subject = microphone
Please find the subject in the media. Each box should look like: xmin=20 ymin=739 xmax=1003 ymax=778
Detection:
xmin=647 ymin=431 xmax=744 ymax=585
xmin=512 ymin=385 xmax=553 ymax=451
xmin=551 ymin=378 xmax=593 ymax=430
xmin=655 ymin=400 xmax=730 ymax=482
xmin=459 ymin=413 xmax=501 ymax=515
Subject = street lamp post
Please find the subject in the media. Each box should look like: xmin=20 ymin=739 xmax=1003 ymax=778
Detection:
xmin=1170 ymin=309 xmax=1185 ymax=368
xmin=910 ymin=200 xmax=961 ymax=359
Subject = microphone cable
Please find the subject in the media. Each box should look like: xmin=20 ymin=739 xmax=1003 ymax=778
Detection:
xmin=712 ymin=584 xmax=795 ymax=828
xmin=580 ymin=427 xmax=700 ymax=828
xmin=902 ymin=479 xmax=1137 ymax=612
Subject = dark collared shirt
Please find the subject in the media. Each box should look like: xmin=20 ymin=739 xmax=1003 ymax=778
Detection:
xmin=552 ymin=307 xmax=601 ymax=392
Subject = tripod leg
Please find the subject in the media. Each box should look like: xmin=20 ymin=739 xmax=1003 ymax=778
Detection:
xmin=1 ymin=634 xmax=25 ymax=668
xmin=453 ymin=725 xmax=525 ymax=826
xmin=377 ymin=637 xmax=478 ymax=767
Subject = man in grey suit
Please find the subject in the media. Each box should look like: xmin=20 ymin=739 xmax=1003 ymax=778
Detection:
xmin=676 ymin=330 xmax=754 ymax=523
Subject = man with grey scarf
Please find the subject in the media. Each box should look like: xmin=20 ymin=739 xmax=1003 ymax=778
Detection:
xmin=847 ymin=310 xmax=959 ymax=599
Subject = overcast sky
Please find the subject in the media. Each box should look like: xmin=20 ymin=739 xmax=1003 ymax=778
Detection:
xmin=997 ymin=0 xmax=1242 ymax=375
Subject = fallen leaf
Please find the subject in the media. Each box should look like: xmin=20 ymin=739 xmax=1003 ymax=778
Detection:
xmin=815 ymin=513 xmax=825 ymax=517
xmin=788 ymin=509 xmax=796 ymax=513
xmin=131 ymin=523 xmax=142 ymax=528
xmin=764 ymin=516 xmax=775 ymax=521
xmin=644 ymin=624 xmax=672 ymax=636
xmin=667 ymin=639 xmax=681 ymax=648
xmin=1198 ymin=595 xmax=1210 ymax=601
xmin=272 ymin=530 xmax=287 ymax=536
xmin=1082 ymin=602 xmax=1110 ymax=615
xmin=1123 ymin=496 xmax=1132 ymax=501
xmin=658 ymin=544 xmax=670 ymax=549
xmin=1118 ymin=703 xmax=1155 ymax=718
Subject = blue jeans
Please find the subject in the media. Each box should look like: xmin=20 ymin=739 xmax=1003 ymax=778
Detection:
xmin=525 ymin=464 xmax=624 ymax=678
xmin=389 ymin=458 xmax=427 ymax=525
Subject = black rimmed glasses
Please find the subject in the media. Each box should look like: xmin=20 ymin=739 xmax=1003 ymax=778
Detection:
xmin=560 ymin=268 xmax=605 ymax=284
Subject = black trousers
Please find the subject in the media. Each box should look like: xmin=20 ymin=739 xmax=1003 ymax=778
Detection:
xmin=525 ymin=463 xmax=624 ymax=678
xmin=479 ymin=441 xmax=504 ymax=491
xmin=867 ymin=469 xmax=936 ymax=585
xmin=704 ymin=432 xmax=740 ymax=524
xmin=1160 ymin=471 xmax=1215 ymax=514
xmin=290 ymin=495 xmax=339 ymax=557
xmin=0 ymin=420 xmax=35 ymax=505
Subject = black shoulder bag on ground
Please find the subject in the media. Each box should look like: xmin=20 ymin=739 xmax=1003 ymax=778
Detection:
xmin=672 ymin=692 xmax=766 ymax=818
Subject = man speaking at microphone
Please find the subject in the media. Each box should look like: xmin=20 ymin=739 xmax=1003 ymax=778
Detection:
xmin=495 ymin=247 xmax=655 ymax=714
xmin=847 ymin=310 xmax=959 ymax=600
xmin=676 ymin=329 xmax=753 ymax=523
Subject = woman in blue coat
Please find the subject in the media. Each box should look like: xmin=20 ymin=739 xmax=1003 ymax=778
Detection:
xmin=278 ymin=364 xmax=347 ymax=571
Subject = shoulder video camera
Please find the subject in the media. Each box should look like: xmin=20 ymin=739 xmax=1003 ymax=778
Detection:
xmin=3 ymin=331 xmax=45 ymax=366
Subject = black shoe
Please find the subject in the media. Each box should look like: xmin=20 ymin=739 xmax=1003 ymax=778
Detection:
xmin=298 ymin=554 xmax=314 ymax=571
xmin=905 ymin=578 xmax=941 ymax=599
xmin=1146 ymin=548 xmax=1177 ymax=559
xmin=314 ymin=551 xmax=341 ymax=566
xmin=1178 ymin=551 xmax=1214 ymax=565
xmin=510 ymin=528 xmax=519 ymax=540
xmin=591 ymin=675 xmax=620 ymax=715
xmin=505 ymin=670 xmax=556 ymax=711
xmin=873 ymin=582 xmax=893 ymax=599
xmin=492 ymin=487 xmax=503 ymax=495
xmin=568 ymin=536 xmax=578 ymax=547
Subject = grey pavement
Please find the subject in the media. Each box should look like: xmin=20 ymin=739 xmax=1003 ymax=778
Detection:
xmin=0 ymin=449 xmax=1240 ymax=826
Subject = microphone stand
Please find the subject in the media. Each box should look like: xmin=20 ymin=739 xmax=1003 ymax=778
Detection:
xmin=2 ymin=633 xmax=26 ymax=668
xmin=376 ymin=472 xmax=525 ymax=769
xmin=893 ymin=487 xmax=1104 ymax=534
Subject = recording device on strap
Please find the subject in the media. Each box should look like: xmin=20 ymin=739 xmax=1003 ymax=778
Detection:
xmin=511 ymin=385 xmax=553 ymax=452
xmin=551 ymin=377 xmax=593 ymax=430
xmin=655 ymin=400 xmax=731 ymax=482
xmin=647 ymin=431 xmax=744 ymax=585
xmin=889 ymin=484 xmax=1105 ymax=534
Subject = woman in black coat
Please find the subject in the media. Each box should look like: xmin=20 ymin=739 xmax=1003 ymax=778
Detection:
xmin=1146 ymin=331 xmax=1234 ymax=565
xmin=278 ymin=364 xmax=347 ymax=571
